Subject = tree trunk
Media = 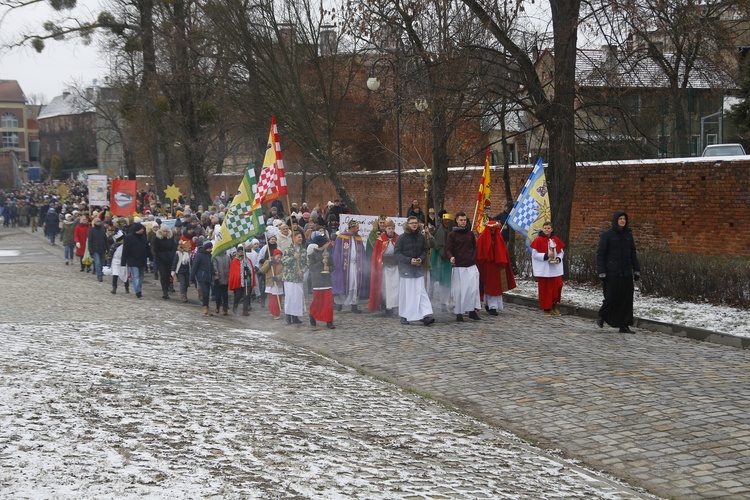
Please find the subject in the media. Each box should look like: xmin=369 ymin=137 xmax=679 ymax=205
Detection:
xmin=548 ymin=0 xmax=581 ymax=275
xmin=430 ymin=105 xmax=450 ymax=213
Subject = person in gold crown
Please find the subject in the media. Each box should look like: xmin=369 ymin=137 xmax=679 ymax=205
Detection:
xmin=331 ymin=220 xmax=367 ymax=313
xmin=430 ymin=211 xmax=454 ymax=312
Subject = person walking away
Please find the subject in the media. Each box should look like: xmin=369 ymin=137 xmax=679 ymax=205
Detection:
xmin=109 ymin=231 xmax=129 ymax=294
xmin=596 ymin=210 xmax=641 ymax=334
xmin=190 ymin=240 xmax=215 ymax=315
xmin=152 ymin=224 xmax=177 ymax=299
xmin=260 ymin=249 xmax=285 ymax=319
xmin=281 ymin=231 xmax=308 ymax=324
xmin=307 ymin=235 xmax=335 ymax=329
xmin=446 ymin=211 xmax=482 ymax=322
xmin=60 ymin=213 xmax=76 ymax=266
xmin=394 ymin=216 xmax=435 ymax=326
xmin=121 ymin=222 xmax=151 ymax=298
xmin=172 ymin=240 xmax=193 ymax=302
xmin=74 ymin=215 xmax=91 ymax=271
xmin=87 ymin=217 xmax=109 ymax=282
xmin=530 ymin=221 xmax=565 ymax=315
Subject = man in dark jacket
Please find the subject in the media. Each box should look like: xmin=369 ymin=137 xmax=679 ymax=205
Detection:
xmin=190 ymin=240 xmax=215 ymax=316
xmin=596 ymin=210 xmax=641 ymax=333
xmin=87 ymin=218 xmax=109 ymax=282
xmin=121 ymin=222 xmax=151 ymax=298
xmin=394 ymin=217 xmax=434 ymax=326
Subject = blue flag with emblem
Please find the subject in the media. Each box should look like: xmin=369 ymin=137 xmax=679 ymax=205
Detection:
xmin=507 ymin=158 xmax=551 ymax=249
xmin=212 ymin=163 xmax=266 ymax=258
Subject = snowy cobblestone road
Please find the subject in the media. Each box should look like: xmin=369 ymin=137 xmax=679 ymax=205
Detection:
xmin=0 ymin=315 xmax=642 ymax=498
xmin=0 ymin=227 xmax=656 ymax=498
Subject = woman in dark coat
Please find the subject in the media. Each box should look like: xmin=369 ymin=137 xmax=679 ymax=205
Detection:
xmin=596 ymin=210 xmax=641 ymax=333
xmin=152 ymin=224 xmax=178 ymax=299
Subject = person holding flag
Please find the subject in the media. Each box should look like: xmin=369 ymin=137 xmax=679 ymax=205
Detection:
xmin=472 ymin=147 xmax=492 ymax=234
xmin=211 ymin=162 xmax=266 ymax=258
xmin=506 ymin=158 xmax=551 ymax=249
xmin=476 ymin=220 xmax=516 ymax=315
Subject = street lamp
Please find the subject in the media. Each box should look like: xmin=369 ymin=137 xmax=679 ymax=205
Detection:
xmin=367 ymin=59 xmax=403 ymax=217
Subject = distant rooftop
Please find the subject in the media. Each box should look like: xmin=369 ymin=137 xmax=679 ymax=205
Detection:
xmin=37 ymin=91 xmax=96 ymax=120
xmin=0 ymin=80 xmax=26 ymax=104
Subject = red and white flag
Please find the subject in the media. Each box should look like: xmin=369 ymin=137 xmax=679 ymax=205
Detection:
xmin=253 ymin=116 xmax=287 ymax=209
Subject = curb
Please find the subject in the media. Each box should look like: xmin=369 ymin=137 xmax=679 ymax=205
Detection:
xmin=503 ymin=294 xmax=749 ymax=350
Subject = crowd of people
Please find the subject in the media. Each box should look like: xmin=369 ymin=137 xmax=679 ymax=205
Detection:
xmin=2 ymin=183 xmax=640 ymax=333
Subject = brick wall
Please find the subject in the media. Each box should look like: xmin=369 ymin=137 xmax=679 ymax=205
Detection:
xmin=140 ymin=157 xmax=750 ymax=257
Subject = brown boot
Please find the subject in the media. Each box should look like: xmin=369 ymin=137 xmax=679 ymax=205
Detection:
xmin=215 ymin=303 xmax=220 ymax=314
xmin=202 ymin=306 xmax=212 ymax=316
xmin=242 ymin=308 xmax=250 ymax=316
xmin=222 ymin=307 xmax=228 ymax=316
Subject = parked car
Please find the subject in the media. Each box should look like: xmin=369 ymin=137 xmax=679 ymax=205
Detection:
xmin=701 ymin=143 xmax=746 ymax=157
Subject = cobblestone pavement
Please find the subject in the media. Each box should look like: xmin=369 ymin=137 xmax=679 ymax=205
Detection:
xmin=0 ymin=227 xmax=648 ymax=498
xmin=0 ymin=230 xmax=750 ymax=498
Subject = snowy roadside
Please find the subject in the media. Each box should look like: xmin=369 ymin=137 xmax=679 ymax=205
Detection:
xmin=507 ymin=279 xmax=750 ymax=339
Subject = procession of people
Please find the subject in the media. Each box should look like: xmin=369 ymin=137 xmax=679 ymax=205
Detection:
xmin=1 ymin=179 xmax=638 ymax=332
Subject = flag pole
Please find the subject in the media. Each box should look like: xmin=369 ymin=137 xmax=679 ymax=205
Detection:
xmin=471 ymin=198 xmax=480 ymax=230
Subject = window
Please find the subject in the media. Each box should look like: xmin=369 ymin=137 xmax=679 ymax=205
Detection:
xmin=690 ymin=135 xmax=700 ymax=156
xmin=1 ymin=112 xmax=19 ymax=128
xmin=658 ymin=135 xmax=670 ymax=158
xmin=706 ymin=134 xmax=718 ymax=146
xmin=2 ymin=132 xmax=20 ymax=148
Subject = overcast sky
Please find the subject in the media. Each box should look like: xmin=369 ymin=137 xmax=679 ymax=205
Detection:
xmin=0 ymin=0 xmax=104 ymax=103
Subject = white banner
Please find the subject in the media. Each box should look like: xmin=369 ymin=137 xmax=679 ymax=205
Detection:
xmin=87 ymin=175 xmax=109 ymax=206
xmin=340 ymin=214 xmax=409 ymax=243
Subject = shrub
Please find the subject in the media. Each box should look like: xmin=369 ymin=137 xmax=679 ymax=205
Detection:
xmin=510 ymin=242 xmax=750 ymax=309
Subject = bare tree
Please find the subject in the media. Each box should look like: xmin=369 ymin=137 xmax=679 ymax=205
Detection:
xmin=203 ymin=0 xmax=381 ymax=213
xmin=461 ymin=0 xmax=581 ymax=257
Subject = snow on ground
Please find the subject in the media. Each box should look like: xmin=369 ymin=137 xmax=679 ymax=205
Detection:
xmin=0 ymin=320 xmax=649 ymax=499
xmin=508 ymin=280 xmax=750 ymax=338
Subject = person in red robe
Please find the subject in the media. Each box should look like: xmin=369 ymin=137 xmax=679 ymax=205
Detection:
xmin=368 ymin=219 xmax=399 ymax=315
xmin=476 ymin=220 xmax=517 ymax=315
xmin=530 ymin=221 xmax=565 ymax=315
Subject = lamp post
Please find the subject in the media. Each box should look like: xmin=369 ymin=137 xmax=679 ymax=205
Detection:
xmin=367 ymin=59 xmax=403 ymax=217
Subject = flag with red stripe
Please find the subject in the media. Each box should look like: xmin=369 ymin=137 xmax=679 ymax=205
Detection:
xmin=253 ymin=116 xmax=287 ymax=209
xmin=473 ymin=146 xmax=492 ymax=233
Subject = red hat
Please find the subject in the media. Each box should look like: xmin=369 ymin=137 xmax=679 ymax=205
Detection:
xmin=273 ymin=249 xmax=283 ymax=256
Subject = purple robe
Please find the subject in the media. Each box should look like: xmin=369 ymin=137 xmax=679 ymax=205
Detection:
xmin=332 ymin=232 xmax=368 ymax=298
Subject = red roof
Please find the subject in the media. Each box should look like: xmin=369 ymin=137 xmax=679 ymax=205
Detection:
xmin=0 ymin=80 xmax=26 ymax=103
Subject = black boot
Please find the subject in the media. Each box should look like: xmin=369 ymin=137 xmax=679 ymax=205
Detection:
xmin=351 ymin=305 xmax=361 ymax=314
xmin=456 ymin=314 xmax=464 ymax=322
xmin=285 ymin=314 xmax=292 ymax=324
xmin=309 ymin=314 xmax=317 ymax=326
xmin=326 ymin=322 xmax=335 ymax=329
xmin=111 ymin=286 xmax=116 ymax=294
xmin=292 ymin=316 xmax=302 ymax=324
xmin=468 ymin=311 xmax=482 ymax=321
xmin=488 ymin=309 xmax=498 ymax=316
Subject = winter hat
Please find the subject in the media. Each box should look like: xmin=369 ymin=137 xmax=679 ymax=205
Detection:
xmin=114 ymin=231 xmax=124 ymax=241
xmin=48 ymin=207 xmax=56 ymax=213
xmin=312 ymin=235 xmax=328 ymax=248
xmin=133 ymin=222 xmax=145 ymax=232
xmin=133 ymin=216 xmax=142 ymax=223
xmin=250 ymin=238 xmax=259 ymax=246
xmin=273 ymin=248 xmax=283 ymax=257
xmin=65 ymin=214 xmax=73 ymax=220
xmin=203 ymin=240 xmax=214 ymax=249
